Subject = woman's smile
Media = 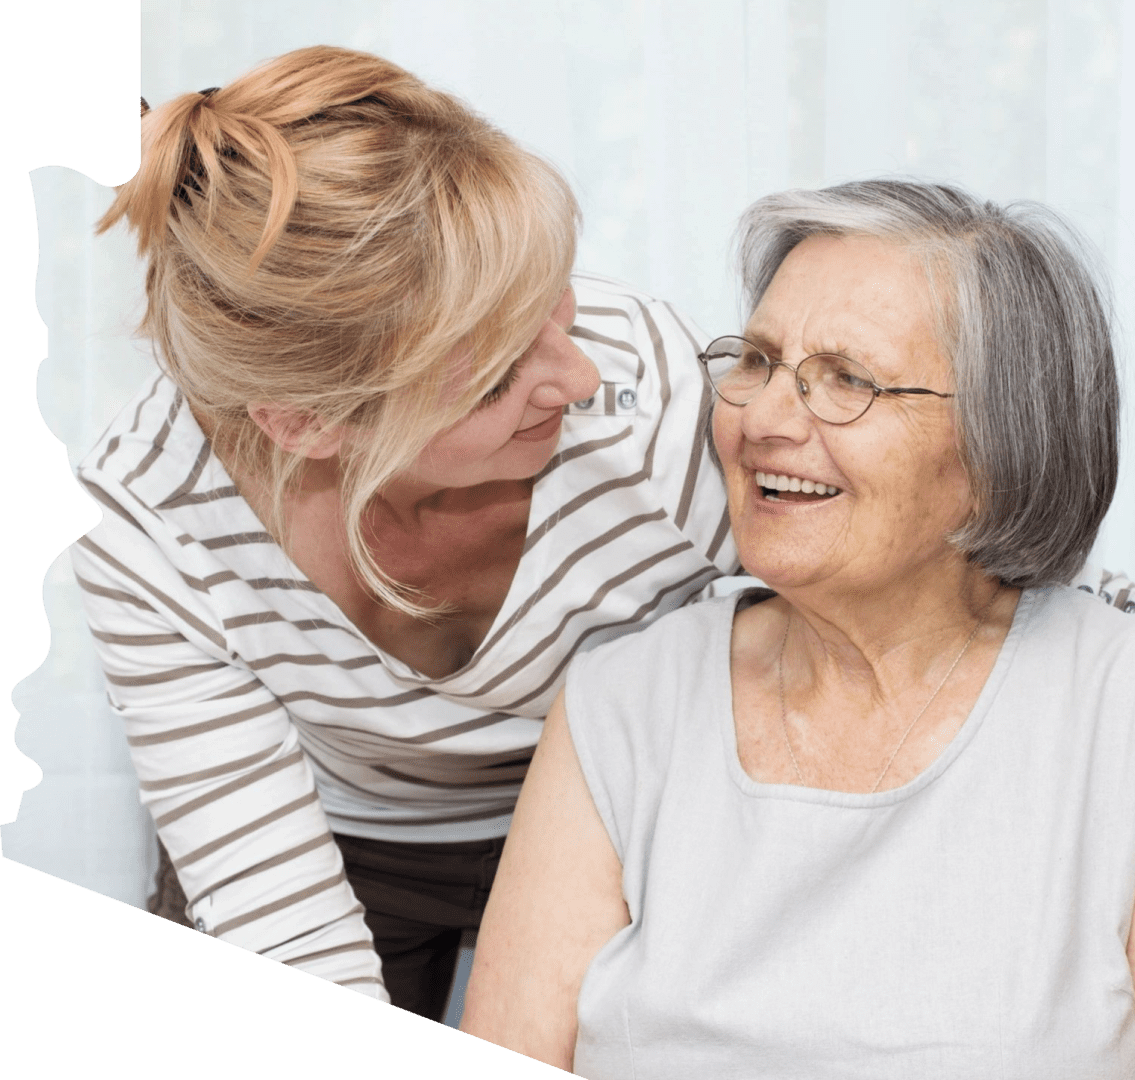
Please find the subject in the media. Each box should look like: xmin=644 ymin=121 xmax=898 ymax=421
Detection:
xmin=715 ymin=232 xmax=971 ymax=595
xmin=754 ymin=469 xmax=843 ymax=501
xmin=511 ymin=410 xmax=563 ymax=442
xmin=746 ymin=472 xmax=846 ymax=516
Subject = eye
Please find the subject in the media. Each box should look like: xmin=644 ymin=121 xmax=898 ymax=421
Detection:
xmin=740 ymin=343 xmax=772 ymax=372
xmin=478 ymin=362 xmax=521 ymax=408
xmin=835 ymin=368 xmax=874 ymax=391
xmin=819 ymin=354 xmax=875 ymax=392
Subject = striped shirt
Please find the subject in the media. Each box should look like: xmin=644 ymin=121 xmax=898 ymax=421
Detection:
xmin=70 ymin=275 xmax=739 ymax=998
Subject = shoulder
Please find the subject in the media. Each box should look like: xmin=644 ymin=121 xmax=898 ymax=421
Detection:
xmin=563 ymin=592 xmax=744 ymax=860
xmin=570 ymin=273 xmax=685 ymax=322
xmin=76 ymin=372 xmax=251 ymax=548
xmin=72 ymin=373 xmax=259 ymax=622
xmin=77 ymin=372 xmax=214 ymax=508
xmin=568 ymin=591 xmax=744 ymax=704
xmin=564 ymin=272 xmax=727 ymax=510
xmin=569 ymin=272 xmax=708 ymax=393
xmin=1027 ymin=582 xmax=1135 ymax=632
xmin=1008 ymin=588 xmax=1135 ymax=823
xmin=570 ymin=272 xmax=707 ymax=352
xmin=1019 ymin=584 xmax=1135 ymax=673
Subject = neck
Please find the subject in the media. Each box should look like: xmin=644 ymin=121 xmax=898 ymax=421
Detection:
xmin=741 ymin=554 xmax=1021 ymax=794
xmin=770 ymin=552 xmax=1015 ymax=702
xmin=369 ymin=474 xmax=534 ymax=533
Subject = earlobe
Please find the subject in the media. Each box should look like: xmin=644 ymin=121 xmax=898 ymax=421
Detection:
xmin=247 ymin=403 xmax=344 ymax=459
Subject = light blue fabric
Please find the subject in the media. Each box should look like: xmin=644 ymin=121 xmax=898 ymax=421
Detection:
xmin=567 ymin=586 xmax=1135 ymax=1079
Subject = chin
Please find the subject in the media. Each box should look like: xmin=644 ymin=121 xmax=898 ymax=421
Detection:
xmin=504 ymin=438 xmax=561 ymax=478
xmin=735 ymin=528 xmax=856 ymax=594
xmin=742 ymin=562 xmax=828 ymax=594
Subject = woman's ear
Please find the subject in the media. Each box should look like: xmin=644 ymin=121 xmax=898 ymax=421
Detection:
xmin=247 ymin=403 xmax=345 ymax=459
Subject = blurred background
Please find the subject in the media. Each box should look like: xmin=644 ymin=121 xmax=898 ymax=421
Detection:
xmin=4 ymin=0 xmax=1134 ymax=1003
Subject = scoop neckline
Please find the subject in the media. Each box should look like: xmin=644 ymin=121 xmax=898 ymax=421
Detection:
xmin=716 ymin=586 xmax=1037 ymax=807
xmin=183 ymin=393 xmax=561 ymax=688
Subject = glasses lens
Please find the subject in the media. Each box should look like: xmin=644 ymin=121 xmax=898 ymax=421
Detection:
xmin=798 ymin=354 xmax=876 ymax=423
xmin=702 ymin=337 xmax=770 ymax=403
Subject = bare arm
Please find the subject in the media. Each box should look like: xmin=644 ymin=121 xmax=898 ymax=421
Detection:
xmin=1128 ymin=913 xmax=1135 ymax=989
xmin=461 ymin=689 xmax=630 ymax=1070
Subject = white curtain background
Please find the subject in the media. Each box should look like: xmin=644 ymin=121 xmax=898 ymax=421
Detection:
xmin=5 ymin=0 xmax=1134 ymax=913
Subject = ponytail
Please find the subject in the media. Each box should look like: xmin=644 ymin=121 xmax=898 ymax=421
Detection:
xmin=100 ymin=47 xmax=483 ymax=273
xmin=96 ymin=46 xmax=578 ymax=617
xmin=99 ymin=83 xmax=298 ymax=272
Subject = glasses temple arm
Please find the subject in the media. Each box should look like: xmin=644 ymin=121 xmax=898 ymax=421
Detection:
xmin=880 ymin=387 xmax=956 ymax=399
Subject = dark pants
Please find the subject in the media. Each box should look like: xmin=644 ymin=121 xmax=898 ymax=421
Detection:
xmin=148 ymin=832 xmax=505 ymax=1022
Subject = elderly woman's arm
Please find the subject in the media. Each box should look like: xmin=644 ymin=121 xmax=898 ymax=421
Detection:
xmin=1128 ymin=917 xmax=1135 ymax=986
xmin=461 ymin=690 xmax=630 ymax=1070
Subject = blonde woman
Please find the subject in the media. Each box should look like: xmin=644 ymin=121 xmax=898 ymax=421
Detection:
xmin=72 ymin=46 xmax=737 ymax=1019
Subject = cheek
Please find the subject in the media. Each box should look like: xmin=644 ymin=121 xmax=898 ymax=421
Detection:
xmin=917 ymin=427 xmax=973 ymax=514
xmin=878 ymin=439 xmax=973 ymax=538
xmin=711 ymin=404 xmax=740 ymax=472
xmin=420 ymin=410 xmax=515 ymax=466
xmin=934 ymin=455 xmax=975 ymax=525
xmin=711 ymin=407 xmax=755 ymax=526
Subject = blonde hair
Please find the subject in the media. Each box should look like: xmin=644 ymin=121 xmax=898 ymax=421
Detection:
xmin=99 ymin=45 xmax=579 ymax=614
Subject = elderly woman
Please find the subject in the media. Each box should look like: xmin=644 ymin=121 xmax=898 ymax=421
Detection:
xmin=462 ymin=180 xmax=1135 ymax=1075
xmin=71 ymin=45 xmax=737 ymax=1019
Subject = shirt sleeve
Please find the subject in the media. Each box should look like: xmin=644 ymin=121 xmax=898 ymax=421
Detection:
xmin=70 ymin=494 xmax=388 ymax=1001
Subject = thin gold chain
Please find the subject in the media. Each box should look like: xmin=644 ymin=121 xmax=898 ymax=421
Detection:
xmin=776 ymin=591 xmax=999 ymax=793
xmin=776 ymin=620 xmax=806 ymax=785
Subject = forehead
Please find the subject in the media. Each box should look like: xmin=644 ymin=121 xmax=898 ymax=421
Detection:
xmin=746 ymin=234 xmax=942 ymax=372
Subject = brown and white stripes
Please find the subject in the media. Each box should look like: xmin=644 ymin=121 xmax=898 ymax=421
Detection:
xmin=70 ymin=275 xmax=739 ymax=998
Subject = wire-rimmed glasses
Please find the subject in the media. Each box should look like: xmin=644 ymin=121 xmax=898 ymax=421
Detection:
xmin=697 ymin=335 xmax=955 ymax=425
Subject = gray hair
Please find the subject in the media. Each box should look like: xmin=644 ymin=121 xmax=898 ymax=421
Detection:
xmin=735 ymin=179 xmax=1119 ymax=588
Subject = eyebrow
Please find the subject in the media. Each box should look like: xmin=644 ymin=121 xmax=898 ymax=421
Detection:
xmin=744 ymin=330 xmax=781 ymax=355
xmin=746 ymin=328 xmax=880 ymax=370
xmin=481 ymin=352 xmax=527 ymax=395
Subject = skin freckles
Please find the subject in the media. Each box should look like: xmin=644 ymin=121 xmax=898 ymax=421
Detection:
xmin=713 ymin=233 xmax=973 ymax=607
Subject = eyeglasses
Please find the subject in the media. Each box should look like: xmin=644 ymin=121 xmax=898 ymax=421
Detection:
xmin=697 ymin=335 xmax=955 ymax=425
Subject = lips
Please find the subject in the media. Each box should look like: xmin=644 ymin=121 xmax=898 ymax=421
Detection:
xmin=755 ymin=471 xmax=841 ymax=497
xmin=753 ymin=469 xmax=843 ymax=504
xmin=511 ymin=411 xmax=562 ymax=442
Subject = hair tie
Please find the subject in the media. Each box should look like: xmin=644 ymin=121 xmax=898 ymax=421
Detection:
xmin=140 ymin=96 xmax=150 ymax=117
xmin=198 ymin=87 xmax=220 ymax=98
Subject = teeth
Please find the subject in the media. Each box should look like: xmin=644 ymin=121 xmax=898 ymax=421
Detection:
xmin=755 ymin=471 xmax=840 ymax=497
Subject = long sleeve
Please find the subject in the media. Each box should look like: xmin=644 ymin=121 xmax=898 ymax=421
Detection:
xmin=71 ymin=502 xmax=387 ymax=1000
xmin=67 ymin=275 xmax=742 ymax=996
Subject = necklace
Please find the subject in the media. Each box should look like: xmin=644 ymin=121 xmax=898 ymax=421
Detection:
xmin=776 ymin=591 xmax=999 ymax=794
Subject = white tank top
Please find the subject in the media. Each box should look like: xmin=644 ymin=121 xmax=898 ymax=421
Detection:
xmin=566 ymin=586 xmax=1135 ymax=1079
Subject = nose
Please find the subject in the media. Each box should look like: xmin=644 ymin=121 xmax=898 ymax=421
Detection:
xmin=737 ymin=361 xmax=812 ymax=443
xmin=526 ymin=321 xmax=601 ymax=409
